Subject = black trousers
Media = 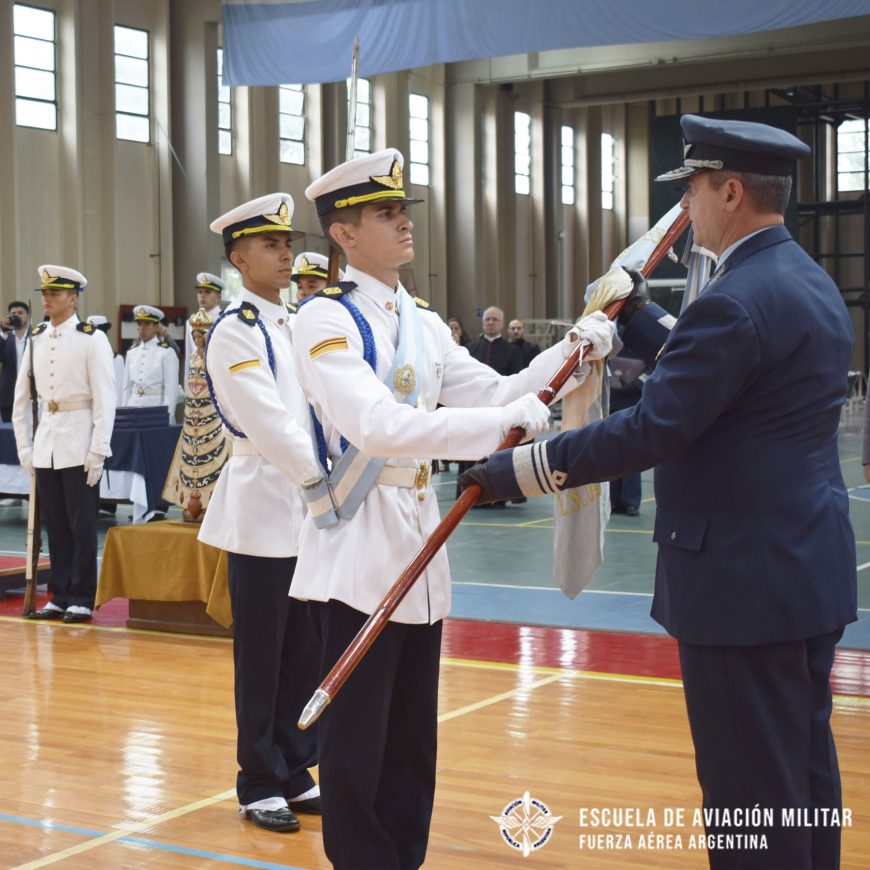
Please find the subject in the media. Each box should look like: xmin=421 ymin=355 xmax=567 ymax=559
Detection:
xmin=308 ymin=600 xmax=442 ymax=870
xmin=227 ymin=553 xmax=320 ymax=805
xmin=35 ymin=465 xmax=100 ymax=609
xmin=0 ymin=405 xmax=12 ymax=423
xmin=679 ymin=629 xmax=844 ymax=870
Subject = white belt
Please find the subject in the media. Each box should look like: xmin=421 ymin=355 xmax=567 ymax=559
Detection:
xmin=44 ymin=399 xmax=92 ymax=413
xmin=136 ymin=386 xmax=163 ymax=396
xmin=230 ymin=443 xmax=431 ymax=493
xmin=376 ymin=462 xmax=431 ymax=491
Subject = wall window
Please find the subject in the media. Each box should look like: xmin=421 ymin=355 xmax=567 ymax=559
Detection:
xmin=601 ymin=132 xmax=616 ymax=210
xmin=514 ymin=111 xmax=531 ymax=195
xmin=347 ymin=77 xmax=371 ymax=157
xmin=838 ymin=118 xmax=869 ymax=192
xmin=13 ymin=3 xmax=57 ymax=130
xmin=279 ymin=84 xmax=305 ymax=164
xmin=114 ymin=26 xmax=150 ymax=143
xmin=561 ymin=125 xmax=575 ymax=205
xmin=408 ymin=93 xmax=430 ymax=186
xmin=217 ymin=48 xmax=232 ymax=155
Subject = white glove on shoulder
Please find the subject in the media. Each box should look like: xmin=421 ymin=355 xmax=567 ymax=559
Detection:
xmin=18 ymin=448 xmax=34 ymax=477
xmin=561 ymin=310 xmax=616 ymax=362
xmin=500 ymin=393 xmax=551 ymax=442
xmin=84 ymin=451 xmax=105 ymax=488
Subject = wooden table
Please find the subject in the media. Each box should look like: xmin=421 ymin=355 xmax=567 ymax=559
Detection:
xmin=96 ymin=520 xmax=232 ymax=637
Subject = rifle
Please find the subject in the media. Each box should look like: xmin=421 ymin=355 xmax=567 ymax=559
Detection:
xmin=298 ymin=207 xmax=691 ymax=728
xmin=22 ymin=334 xmax=41 ymax=616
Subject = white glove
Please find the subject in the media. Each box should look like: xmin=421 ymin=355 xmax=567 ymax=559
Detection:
xmin=84 ymin=452 xmax=105 ymax=488
xmin=500 ymin=393 xmax=551 ymax=441
xmin=18 ymin=448 xmax=34 ymax=477
xmin=561 ymin=310 xmax=616 ymax=362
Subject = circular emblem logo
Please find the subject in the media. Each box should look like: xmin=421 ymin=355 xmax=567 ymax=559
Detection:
xmin=393 ymin=363 xmax=416 ymax=396
xmin=490 ymin=790 xmax=563 ymax=857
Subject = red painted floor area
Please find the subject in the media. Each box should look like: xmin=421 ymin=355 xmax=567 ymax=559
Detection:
xmin=443 ymin=617 xmax=682 ymax=679
xmin=442 ymin=618 xmax=870 ymax=699
xmin=3 ymin=592 xmax=870 ymax=698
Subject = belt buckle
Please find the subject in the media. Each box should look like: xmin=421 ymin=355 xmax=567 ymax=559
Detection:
xmin=137 ymin=387 xmax=145 ymax=396
xmin=47 ymin=399 xmax=59 ymax=413
xmin=415 ymin=461 xmax=431 ymax=501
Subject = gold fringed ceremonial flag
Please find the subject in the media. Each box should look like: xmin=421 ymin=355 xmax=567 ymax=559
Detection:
xmin=553 ymin=204 xmax=690 ymax=599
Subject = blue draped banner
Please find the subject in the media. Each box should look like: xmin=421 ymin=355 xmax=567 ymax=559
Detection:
xmin=222 ymin=0 xmax=870 ymax=85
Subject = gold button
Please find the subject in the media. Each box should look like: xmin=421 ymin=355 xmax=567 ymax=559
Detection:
xmin=385 ymin=301 xmax=393 ymax=311
xmin=417 ymin=491 xmax=426 ymax=502
xmin=278 ymin=318 xmax=285 ymax=326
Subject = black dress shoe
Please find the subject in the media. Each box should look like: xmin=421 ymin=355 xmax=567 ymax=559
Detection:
xmin=241 ymin=806 xmax=300 ymax=833
xmin=624 ymin=505 xmax=640 ymax=517
xmin=63 ymin=611 xmax=93 ymax=624
xmin=28 ymin=607 xmax=66 ymax=620
xmin=288 ymin=796 xmax=322 ymax=815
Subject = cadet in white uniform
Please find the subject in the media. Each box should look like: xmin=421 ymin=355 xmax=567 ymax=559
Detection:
xmin=291 ymin=251 xmax=330 ymax=303
xmin=184 ymin=272 xmax=223 ymax=376
xmin=13 ymin=265 xmax=116 ymax=623
xmin=197 ymin=193 xmax=323 ymax=835
xmin=292 ymin=148 xmax=613 ymax=870
xmin=123 ymin=305 xmax=179 ymax=423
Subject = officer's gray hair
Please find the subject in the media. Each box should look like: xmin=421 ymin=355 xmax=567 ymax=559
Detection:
xmin=707 ymin=170 xmax=792 ymax=216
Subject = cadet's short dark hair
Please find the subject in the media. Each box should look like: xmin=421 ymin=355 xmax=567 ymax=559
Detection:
xmin=319 ymin=205 xmax=365 ymax=253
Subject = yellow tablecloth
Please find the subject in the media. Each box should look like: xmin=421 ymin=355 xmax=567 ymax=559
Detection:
xmin=96 ymin=520 xmax=232 ymax=627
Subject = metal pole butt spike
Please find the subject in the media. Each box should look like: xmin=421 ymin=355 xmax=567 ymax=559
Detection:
xmin=298 ymin=688 xmax=331 ymax=729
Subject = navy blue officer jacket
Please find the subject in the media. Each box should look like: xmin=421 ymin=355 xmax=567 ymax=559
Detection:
xmin=486 ymin=225 xmax=857 ymax=646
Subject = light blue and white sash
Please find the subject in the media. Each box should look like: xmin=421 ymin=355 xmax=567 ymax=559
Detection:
xmin=307 ymin=286 xmax=426 ymax=528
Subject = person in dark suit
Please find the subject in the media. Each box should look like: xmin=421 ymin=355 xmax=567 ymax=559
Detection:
xmin=459 ymin=307 xmax=525 ymax=503
xmin=465 ymin=307 xmax=523 ymax=375
xmin=0 ymin=301 xmax=31 ymax=422
xmin=461 ymin=115 xmax=856 ymax=870
xmin=507 ymin=319 xmax=541 ymax=369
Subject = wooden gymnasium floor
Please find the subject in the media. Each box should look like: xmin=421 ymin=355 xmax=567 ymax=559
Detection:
xmin=0 ymin=418 xmax=869 ymax=868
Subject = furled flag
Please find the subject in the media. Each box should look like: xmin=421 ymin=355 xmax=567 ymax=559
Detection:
xmin=552 ymin=203 xmax=692 ymax=598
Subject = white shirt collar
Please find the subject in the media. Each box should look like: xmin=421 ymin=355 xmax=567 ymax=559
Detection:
xmin=51 ymin=313 xmax=79 ymax=334
xmin=344 ymin=265 xmax=406 ymax=306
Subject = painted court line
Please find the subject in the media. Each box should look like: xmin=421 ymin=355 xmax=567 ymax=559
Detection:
xmin=7 ymin=788 xmax=239 ymax=869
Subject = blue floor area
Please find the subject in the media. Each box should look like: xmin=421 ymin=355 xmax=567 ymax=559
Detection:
xmin=449 ymin=582 xmax=870 ymax=650
xmin=438 ymin=423 xmax=870 ymax=650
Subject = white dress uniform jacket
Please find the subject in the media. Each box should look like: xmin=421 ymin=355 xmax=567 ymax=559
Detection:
xmin=123 ymin=336 xmax=179 ymax=420
xmin=12 ymin=314 xmax=116 ymax=469
xmin=198 ymin=288 xmax=322 ymax=558
xmin=291 ymin=265 xmax=571 ymax=624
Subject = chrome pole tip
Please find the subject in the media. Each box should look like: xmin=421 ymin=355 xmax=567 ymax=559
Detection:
xmin=297 ymin=689 xmax=330 ymax=730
